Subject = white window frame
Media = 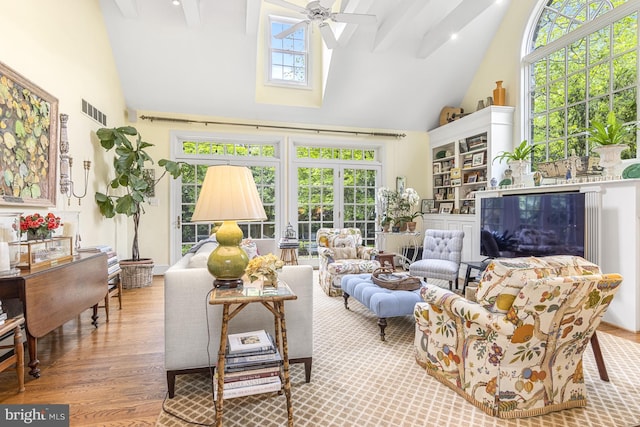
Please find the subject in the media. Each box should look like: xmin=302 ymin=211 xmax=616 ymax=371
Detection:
xmin=521 ymin=0 xmax=640 ymax=164
xmin=267 ymin=15 xmax=310 ymax=88
xmin=169 ymin=130 xmax=285 ymax=265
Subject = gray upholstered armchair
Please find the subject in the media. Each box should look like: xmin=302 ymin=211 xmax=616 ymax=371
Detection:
xmin=409 ymin=229 xmax=464 ymax=289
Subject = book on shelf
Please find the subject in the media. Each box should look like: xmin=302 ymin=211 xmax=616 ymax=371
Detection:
xmin=213 ymin=377 xmax=282 ymax=399
xmin=214 ymin=373 xmax=281 ymax=390
xmin=107 ymin=264 xmax=121 ymax=276
xmin=223 ymin=365 xmax=281 ymax=383
xmin=227 ymin=329 xmax=273 ymax=355
xmin=77 ymin=245 xmax=112 ymax=253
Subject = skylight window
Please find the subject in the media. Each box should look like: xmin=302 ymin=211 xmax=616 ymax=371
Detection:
xmin=268 ymin=17 xmax=309 ymax=87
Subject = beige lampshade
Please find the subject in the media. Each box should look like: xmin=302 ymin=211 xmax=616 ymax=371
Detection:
xmin=191 ymin=165 xmax=267 ymax=222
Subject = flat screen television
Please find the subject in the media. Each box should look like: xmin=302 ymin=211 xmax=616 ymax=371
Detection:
xmin=480 ymin=192 xmax=586 ymax=258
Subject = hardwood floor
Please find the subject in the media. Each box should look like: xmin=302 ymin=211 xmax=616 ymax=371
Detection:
xmin=0 ymin=276 xmax=638 ymax=426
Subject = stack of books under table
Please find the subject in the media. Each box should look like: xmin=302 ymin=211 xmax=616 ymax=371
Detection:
xmin=214 ymin=329 xmax=283 ymax=399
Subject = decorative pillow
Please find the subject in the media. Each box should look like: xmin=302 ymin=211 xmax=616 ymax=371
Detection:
xmin=332 ymin=247 xmax=357 ymax=259
xmin=188 ymin=242 xmax=218 ymax=268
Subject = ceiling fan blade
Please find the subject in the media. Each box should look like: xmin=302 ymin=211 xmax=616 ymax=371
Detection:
xmin=331 ymin=12 xmax=377 ymax=25
xmin=318 ymin=0 xmax=336 ymax=8
xmin=274 ymin=20 xmax=308 ymax=39
xmin=318 ymin=23 xmax=338 ymax=49
xmin=264 ymin=0 xmax=307 ymax=14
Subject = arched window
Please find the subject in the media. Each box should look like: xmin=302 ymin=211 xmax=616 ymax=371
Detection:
xmin=523 ymin=0 xmax=638 ymax=166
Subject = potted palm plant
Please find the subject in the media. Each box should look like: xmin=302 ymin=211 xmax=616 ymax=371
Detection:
xmin=95 ymin=126 xmax=185 ymax=288
xmin=493 ymin=140 xmax=534 ymax=185
xmin=586 ymin=111 xmax=636 ymax=176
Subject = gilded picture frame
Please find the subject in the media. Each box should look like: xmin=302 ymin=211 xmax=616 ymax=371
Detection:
xmin=0 ymin=61 xmax=59 ymax=207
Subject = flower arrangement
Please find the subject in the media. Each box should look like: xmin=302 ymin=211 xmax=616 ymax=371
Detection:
xmin=377 ymin=187 xmax=421 ymax=226
xmin=19 ymin=213 xmax=61 ymax=239
xmin=245 ymin=253 xmax=285 ymax=285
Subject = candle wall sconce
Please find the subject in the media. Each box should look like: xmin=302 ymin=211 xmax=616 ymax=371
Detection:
xmin=59 ymin=114 xmax=91 ymax=205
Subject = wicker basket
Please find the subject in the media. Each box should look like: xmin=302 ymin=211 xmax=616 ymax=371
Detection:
xmin=120 ymin=261 xmax=154 ymax=289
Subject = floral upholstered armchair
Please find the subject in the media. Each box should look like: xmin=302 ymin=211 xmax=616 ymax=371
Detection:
xmin=414 ymin=255 xmax=622 ymax=418
xmin=317 ymin=228 xmax=380 ymax=297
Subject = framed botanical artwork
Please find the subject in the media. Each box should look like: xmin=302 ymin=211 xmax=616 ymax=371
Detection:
xmin=0 ymin=61 xmax=59 ymax=207
xmin=472 ymin=152 xmax=485 ymax=167
xmin=421 ymin=199 xmax=435 ymax=213
xmin=396 ymin=176 xmax=406 ymax=193
xmin=439 ymin=202 xmax=454 ymax=214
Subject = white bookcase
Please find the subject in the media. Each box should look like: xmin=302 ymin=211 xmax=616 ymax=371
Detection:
xmin=428 ymin=106 xmax=515 ymax=214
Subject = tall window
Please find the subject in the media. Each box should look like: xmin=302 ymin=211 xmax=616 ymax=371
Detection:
xmin=176 ymin=138 xmax=280 ymax=256
xmin=269 ymin=17 xmax=309 ymax=86
xmin=524 ymin=0 xmax=638 ymax=164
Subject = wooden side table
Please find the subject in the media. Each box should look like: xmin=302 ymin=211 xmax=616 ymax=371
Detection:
xmin=209 ymin=280 xmax=297 ymax=427
xmin=374 ymin=253 xmax=395 ymax=270
xmin=279 ymin=248 xmax=298 ymax=265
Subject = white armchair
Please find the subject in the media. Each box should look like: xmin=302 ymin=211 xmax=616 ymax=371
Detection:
xmin=164 ymin=239 xmax=313 ymax=398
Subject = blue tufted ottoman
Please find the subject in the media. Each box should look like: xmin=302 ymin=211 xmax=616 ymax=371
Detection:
xmin=340 ymin=273 xmax=425 ymax=341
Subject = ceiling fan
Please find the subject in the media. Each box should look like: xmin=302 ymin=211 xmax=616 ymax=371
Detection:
xmin=265 ymin=0 xmax=377 ymax=49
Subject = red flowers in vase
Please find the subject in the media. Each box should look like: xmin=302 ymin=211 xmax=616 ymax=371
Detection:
xmin=19 ymin=213 xmax=61 ymax=240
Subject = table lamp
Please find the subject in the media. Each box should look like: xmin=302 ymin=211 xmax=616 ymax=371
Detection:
xmin=191 ymin=165 xmax=267 ymax=288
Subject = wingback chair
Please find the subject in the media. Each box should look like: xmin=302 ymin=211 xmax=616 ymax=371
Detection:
xmin=414 ymin=255 xmax=622 ymax=418
xmin=409 ymin=229 xmax=464 ymax=289
xmin=317 ymin=228 xmax=380 ymax=297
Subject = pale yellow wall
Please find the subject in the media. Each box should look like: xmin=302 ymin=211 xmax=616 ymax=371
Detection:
xmin=1 ymin=1 xmax=129 ymax=256
xmin=461 ymin=0 xmax=539 ymax=145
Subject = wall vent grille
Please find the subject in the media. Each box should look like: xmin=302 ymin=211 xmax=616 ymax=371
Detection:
xmin=81 ymin=99 xmax=107 ymax=126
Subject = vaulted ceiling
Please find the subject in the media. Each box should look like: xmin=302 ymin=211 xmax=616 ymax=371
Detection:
xmin=99 ymin=0 xmax=511 ymax=131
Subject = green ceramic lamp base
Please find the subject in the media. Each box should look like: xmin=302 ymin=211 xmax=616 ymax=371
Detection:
xmin=207 ymin=220 xmax=248 ymax=288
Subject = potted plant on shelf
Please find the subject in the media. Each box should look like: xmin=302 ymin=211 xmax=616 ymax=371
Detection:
xmin=586 ymin=111 xmax=637 ymax=176
xmin=95 ymin=126 xmax=185 ymax=288
xmin=493 ymin=140 xmax=534 ymax=185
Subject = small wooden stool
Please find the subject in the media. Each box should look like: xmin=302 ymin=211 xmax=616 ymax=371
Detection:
xmin=103 ymin=269 xmax=123 ymax=322
xmin=0 ymin=315 xmax=25 ymax=392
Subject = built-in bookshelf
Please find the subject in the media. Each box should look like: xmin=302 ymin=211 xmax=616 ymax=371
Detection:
xmin=429 ymin=106 xmax=514 ymax=214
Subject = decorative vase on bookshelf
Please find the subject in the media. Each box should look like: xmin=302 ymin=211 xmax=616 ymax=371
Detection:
xmin=493 ymin=81 xmax=506 ymax=106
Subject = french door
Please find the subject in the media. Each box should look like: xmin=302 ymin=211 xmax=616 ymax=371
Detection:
xmin=295 ymin=164 xmax=379 ymax=260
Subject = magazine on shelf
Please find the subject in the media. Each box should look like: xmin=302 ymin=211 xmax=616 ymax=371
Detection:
xmin=227 ymin=329 xmax=273 ymax=355
xmin=213 ymin=377 xmax=282 ymax=399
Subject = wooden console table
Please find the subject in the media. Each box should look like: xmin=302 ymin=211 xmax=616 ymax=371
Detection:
xmin=0 ymin=252 xmax=108 ymax=378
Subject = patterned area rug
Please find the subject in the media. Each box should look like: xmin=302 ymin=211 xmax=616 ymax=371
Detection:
xmin=157 ymin=277 xmax=640 ymax=427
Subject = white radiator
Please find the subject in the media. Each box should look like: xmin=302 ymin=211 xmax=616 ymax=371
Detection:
xmin=582 ymin=188 xmax=601 ymax=266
